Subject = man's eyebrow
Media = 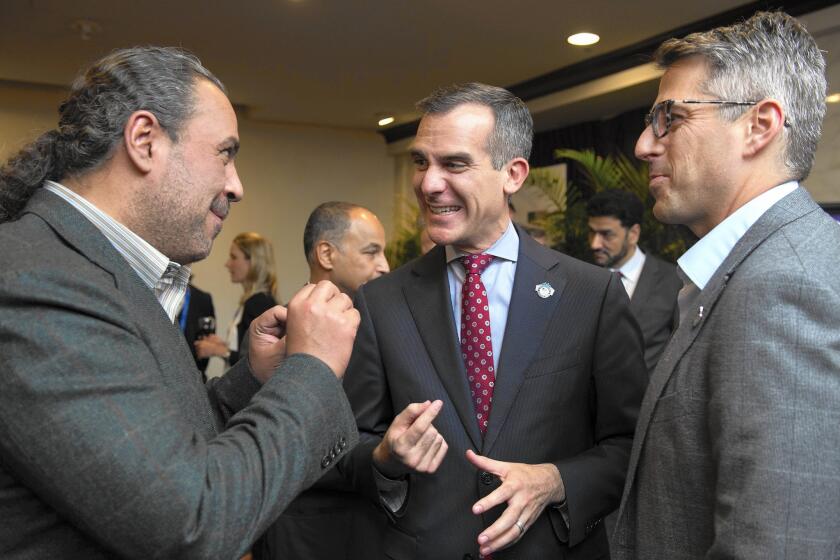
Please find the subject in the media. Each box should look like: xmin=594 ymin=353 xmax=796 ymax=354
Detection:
xmin=440 ymin=152 xmax=473 ymax=163
xmin=409 ymin=148 xmax=426 ymax=159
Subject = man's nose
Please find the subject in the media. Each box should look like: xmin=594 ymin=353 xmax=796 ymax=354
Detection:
xmin=635 ymin=125 xmax=662 ymax=163
xmin=416 ymin=165 xmax=446 ymax=196
xmin=226 ymin=162 xmax=244 ymax=202
xmin=377 ymin=253 xmax=390 ymax=274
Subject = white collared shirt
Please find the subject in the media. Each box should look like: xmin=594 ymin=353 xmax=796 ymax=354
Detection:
xmin=613 ymin=247 xmax=646 ymax=299
xmin=445 ymin=221 xmax=519 ymax=373
xmin=678 ymin=181 xmax=798 ymax=290
xmin=43 ymin=181 xmax=191 ymax=321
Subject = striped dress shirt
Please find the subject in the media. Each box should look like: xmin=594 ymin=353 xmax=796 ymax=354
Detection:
xmin=43 ymin=181 xmax=191 ymax=322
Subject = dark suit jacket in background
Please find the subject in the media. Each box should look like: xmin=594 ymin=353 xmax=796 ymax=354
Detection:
xmin=340 ymin=228 xmax=647 ymax=559
xmin=230 ymin=291 xmax=277 ymax=365
xmin=228 ymin=292 xmax=277 ymax=365
xmin=614 ymin=187 xmax=840 ymax=559
xmin=182 ymin=284 xmax=215 ymax=374
xmin=253 ymin=485 xmax=386 ymax=560
xmin=628 ymin=254 xmax=681 ymax=372
xmin=0 ymin=189 xmax=358 ymax=559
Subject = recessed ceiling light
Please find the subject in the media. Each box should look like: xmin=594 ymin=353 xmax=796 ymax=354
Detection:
xmin=567 ymin=32 xmax=600 ymax=46
xmin=378 ymin=116 xmax=395 ymax=127
xmin=827 ymin=93 xmax=840 ymax=103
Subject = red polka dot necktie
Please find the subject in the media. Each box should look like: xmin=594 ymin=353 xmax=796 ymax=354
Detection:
xmin=459 ymin=254 xmax=495 ymax=436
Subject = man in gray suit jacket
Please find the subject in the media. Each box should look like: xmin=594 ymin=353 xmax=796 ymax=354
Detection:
xmin=0 ymin=47 xmax=360 ymax=559
xmin=614 ymin=11 xmax=840 ymax=559
xmin=587 ymin=189 xmax=682 ymax=372
xmin=340 ymin=83 xmax=647 ymax=559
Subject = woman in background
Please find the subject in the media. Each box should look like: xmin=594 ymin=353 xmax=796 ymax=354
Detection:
xmin=195 ymin=232 xmax=278 ymax=366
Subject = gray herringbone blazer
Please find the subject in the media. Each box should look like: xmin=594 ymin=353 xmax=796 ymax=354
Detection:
xmin=613 ymin=187 xmax=840 ymax=559
xmin=0 ymin=189 xmax=358 ymax=559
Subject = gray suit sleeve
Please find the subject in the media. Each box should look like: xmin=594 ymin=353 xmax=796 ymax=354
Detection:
xmin=705 ymin=273 xmax=840 ymax=558
xmin=0 ymin=269 xmax=358 ymax=559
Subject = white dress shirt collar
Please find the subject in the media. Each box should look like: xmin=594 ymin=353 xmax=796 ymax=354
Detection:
xmin=614 ymin=247 xmax=646 ymax=299
xmin=445 ymin=220 xmax=519 ymax=265
xmin=678 ymin=181 xmax=798 ymax=290
xmin=43 ymin=181 xmax=191 ymax=321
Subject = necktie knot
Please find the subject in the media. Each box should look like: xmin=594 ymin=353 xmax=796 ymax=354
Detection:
xmin=461 ymin=254 xmax=493 ymax=277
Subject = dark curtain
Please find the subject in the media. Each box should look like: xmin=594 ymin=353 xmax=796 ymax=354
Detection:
xmin=530 ymin=106 xmax=648 ymax=198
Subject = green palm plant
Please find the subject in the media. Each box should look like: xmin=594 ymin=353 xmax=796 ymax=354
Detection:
xmin=384 ymin=195 xmax=422 ymax=269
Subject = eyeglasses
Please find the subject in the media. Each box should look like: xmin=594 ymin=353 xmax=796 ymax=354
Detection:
xmin=644 ymin=99 xmax=760 ymax=138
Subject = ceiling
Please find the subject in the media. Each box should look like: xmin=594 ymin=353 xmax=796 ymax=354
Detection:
xmin=1 ymin=0 xmax=836 ymax=134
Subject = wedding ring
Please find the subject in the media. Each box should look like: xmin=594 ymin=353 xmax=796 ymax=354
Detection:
xmin=515 ymin=520 xmax=525 ymax=535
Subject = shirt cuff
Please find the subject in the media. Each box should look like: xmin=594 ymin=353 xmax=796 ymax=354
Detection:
xmin=372 ymin=464 xmax=408 ymax=514
xmin=553 ymin=498 xmax=570 ymax=528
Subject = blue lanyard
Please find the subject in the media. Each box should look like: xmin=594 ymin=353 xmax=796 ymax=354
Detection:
xmin=178 ymin=287 xmax=191 ymax=332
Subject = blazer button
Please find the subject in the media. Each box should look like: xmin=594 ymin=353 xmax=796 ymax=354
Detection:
xmin=479 ymin=471 xmax=494 ymax=485
xmin=321 ymin=456 xmax=332 ymax=468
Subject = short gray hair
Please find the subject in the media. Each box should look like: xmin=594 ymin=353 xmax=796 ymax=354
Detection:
xmin=655 ymin=11 xmax=826 ymax=181
xmin=416 ymin=82 xmax=533 ymax=170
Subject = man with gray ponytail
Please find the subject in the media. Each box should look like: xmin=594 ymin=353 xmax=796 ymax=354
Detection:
xmin=0 ymin=47 xmax=360 ymax=558
xmin=613 ymin=11 xmax=840 ymax=559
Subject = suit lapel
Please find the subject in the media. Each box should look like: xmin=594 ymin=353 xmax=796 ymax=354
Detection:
xmin=617 ymin=187 xmax=820 ymax=521
xmin=403 ymin=246 xmax=483 ymax=449
xmin=483 ymin=230 xmax=565 ymax=454
xmin=24 ymin=190 xmax=212 ymax=419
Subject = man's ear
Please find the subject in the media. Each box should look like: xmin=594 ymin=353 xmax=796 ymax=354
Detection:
xmin=123 ymin=110 xmax=165 ymax=174
xmin=315 ymin=241 xmax=335 ymax=271
xmin=502 ymin=157 xmax=530 ymax=196
xmin=628 ymin=223 xmax=641 ymax=246
xmin=743 ymin=99 xmax=786 ymax=158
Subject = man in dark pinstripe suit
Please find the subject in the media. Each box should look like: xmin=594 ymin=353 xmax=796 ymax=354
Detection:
xmin=340 ymin=82 xmax=647 ymax=559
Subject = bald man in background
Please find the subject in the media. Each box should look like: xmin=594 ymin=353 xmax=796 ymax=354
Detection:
xmin=255 ymin=201 xmax=389 ymax=559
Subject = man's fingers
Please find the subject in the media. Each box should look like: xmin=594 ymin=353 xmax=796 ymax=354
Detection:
xmin=472 ymin=482 xmax=514 ymax=515
xmin=307 ymin=279 xmax=341 ymax=301
xmin=289 ymin=282 xmax=317 ymax=304
xmin=414 ymin=433 xmax=446 ymax=473
xmin=465 ymin=449 xmax=506 ymax=476
xmin=391 ymin=401 xmax=433 ymax=430
xmin=401 ymin=399 xmax=443 ymax=445
xmin=252 ymin=305 xmax=288 ymax=337
xmin=427 ymin=438 xmax=448 ymax=472
xmin=326 ymin=290 xmax=354 ymax=311
xmin=479 ymin=519 xmax=523 ymax=556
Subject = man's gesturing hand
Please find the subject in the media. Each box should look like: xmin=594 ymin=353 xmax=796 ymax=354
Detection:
xmin=372 ymin=400 xmax=448 ymax=479
xmin=467 ymin=449 xmax=566 ymax=556
xmin=285 ymin=281 xmax=360 ymax=378
xmin=248 ymin=305 xmax=289 ymax=384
